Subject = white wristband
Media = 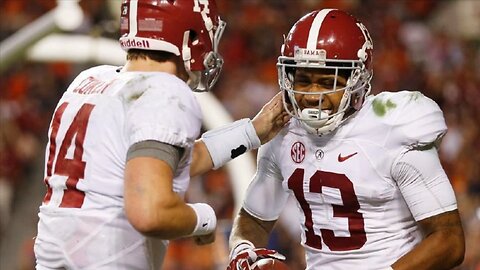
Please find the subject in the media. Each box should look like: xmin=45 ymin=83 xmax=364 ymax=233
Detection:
xmin=229 ymin=240 xmax=255 ymax=260
xmin=187 ymin=203 xmax=217 ymax=236
xmin=385 ymin=267 xmax=394 ymax=270
xmin=202 ymin=118 xmax=261 ymax=169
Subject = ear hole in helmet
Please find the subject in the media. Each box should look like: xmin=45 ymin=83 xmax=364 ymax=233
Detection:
xmin=189 ymin=30 xmax=199 ymax=44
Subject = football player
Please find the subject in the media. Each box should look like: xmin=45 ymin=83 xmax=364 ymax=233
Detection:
xmin=33 ymin=0 xmax=289 ymax=269
xmin=228 ymin=9 xmax=465 ymax=270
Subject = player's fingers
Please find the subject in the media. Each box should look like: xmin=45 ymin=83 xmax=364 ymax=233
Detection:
xmin=266 ymin=92 xmax=283 ymax=111
xmin=276 ymin=111 xmax=290 ymax=125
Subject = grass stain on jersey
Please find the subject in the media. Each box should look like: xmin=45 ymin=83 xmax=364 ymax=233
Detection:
xmin=122 ymin=75 xmax=152 ymax=102
xmin=372 ymin=98 xmax=397 ymax=116
xmin=168 ymin=95 xmax=186 ymax=111
xmin=408 ymin=91 xmax=422 ymax=101
xmin=128 ymin=92 xmax=143 ymax=101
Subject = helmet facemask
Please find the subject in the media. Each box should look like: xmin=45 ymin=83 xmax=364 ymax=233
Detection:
xmin=278 ymin=57 xmax=372 ymax=135
xmin=185 ymin=19 xmax=226 ymax=92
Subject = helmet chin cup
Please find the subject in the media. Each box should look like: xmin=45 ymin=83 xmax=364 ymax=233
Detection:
xmin=298 ymin=108 xmax=339 ymax=135
xmin=300 ymin=108 xmax=329 ymax=128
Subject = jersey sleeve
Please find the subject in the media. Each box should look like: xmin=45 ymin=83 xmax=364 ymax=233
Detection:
xmin=391 ymin=147 xmax=457 ymax=221
xmin=243 ymin=140 xmax=289 ymax=221
xmin=389 ymin=91 xmax=447 ymax=149
xmin=123 ymin=73 xmax=202 ymax=148
xmin=385 ymin=91 xmax=456 ymax=220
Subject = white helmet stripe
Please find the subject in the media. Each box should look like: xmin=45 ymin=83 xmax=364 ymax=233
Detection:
xmin=128 ymin=0 xmax=139 ymax=37
xmin=307 ymin=9 xmax=335 ymax=50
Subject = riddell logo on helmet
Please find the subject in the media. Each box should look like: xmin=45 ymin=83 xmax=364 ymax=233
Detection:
xmin=120 ymin=39 xmax=150 ymax=49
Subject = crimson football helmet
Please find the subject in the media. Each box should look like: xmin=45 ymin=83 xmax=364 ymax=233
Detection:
xmin=277 ymin=9 xmax=373 ymax=135
xmin=119 ymin=0 xmax=226 ymax=92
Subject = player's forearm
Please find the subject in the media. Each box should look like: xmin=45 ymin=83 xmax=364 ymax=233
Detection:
xmin=125 ymin=157 xmax=216 ymax=239
xmin=127 ymin=193 xmax=198 ymax=238
xmin=229 ymin=208 xmax=274 ymax=249
xmin=190 ymin=139 xmax=214 ymax=177
xmin=196 ymin=94 xmax=289 ymax=172
xmin=128 ymin=196 xmax=217 ymax=240
xmin=391 ymin=226 xmax=465 ymax=270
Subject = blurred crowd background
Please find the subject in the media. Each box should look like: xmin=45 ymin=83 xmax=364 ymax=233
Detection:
xmin=1 ymin=0 xmax=479 ymax=269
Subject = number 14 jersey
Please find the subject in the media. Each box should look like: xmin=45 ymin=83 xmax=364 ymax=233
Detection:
xmin=35 ymin=65 xmax=202 ymax=269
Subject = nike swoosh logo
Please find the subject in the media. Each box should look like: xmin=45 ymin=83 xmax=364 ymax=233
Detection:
xmin=338 ymin=152 xmax=358 ymax=162
xmin=202 ymin=222 xmax=208 ymax=227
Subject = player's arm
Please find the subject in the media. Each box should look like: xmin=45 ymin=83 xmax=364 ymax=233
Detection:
xmin=392 ymin=210 xmax=464 ymax=270
xmin=190 ymin=92 xmax=290 ymax=177
xmin=390 ymin=147 xmax=465 ymax=270
xmin=228 ymin=210 xmax=286 ymax=270
xmin=190 ymin=139 xmax=214 ymax=177
xmin=124 ymin=141 xmax=215 ymax=240
xmin=228 ymin=143 xmax=289 ymax=268
xmin=230 ymin=208 xmax=277 ymax=250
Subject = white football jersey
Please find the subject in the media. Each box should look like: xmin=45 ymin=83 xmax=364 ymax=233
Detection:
xmin=243 ymin=91 xmax=456 ymax=270
xmin=34 ymin=65 xmax=202 ymax=269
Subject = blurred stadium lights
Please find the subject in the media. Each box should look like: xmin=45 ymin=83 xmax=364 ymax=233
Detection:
xmin=26 ymin=34 xmax=125 ymax=65
xmin=54 ymin=0 xmax=83 ymax=31
xmin=0 ymin=0 xmax=83 ymax=72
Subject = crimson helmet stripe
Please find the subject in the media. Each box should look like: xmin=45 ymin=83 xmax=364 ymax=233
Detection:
xmin=128 ymin=0 xmax=139 ymax=37
xmin=307 ymin=9 xmax=335 ymax=50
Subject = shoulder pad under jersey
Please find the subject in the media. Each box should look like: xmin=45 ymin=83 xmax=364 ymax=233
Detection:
xmin=370 ymin=91 xmax=446 ymax=149
xmin=122 ymin=72 xmax=202 ymax=147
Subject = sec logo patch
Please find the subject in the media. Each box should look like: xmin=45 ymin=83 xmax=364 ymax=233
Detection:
xmin=291 ymin=141 xmax=305 ymax=163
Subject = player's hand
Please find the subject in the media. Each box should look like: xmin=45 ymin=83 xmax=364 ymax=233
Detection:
xmin=193 ymin=231 xmax=215 ymax=245
xmin=252 ymin=92 xmax=291 ymax=145
xmin=227 ymin=247 xmax=286 ymax=270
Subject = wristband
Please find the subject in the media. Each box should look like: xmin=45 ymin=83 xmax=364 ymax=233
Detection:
xmin=202 ymin=118 xmax=261 ymax=169
xmin=187 ymin=203 xmax=217 ymax=236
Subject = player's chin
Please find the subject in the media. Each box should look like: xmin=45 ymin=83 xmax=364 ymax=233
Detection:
xmin=254 ymin=258 xmax=290 ymax=270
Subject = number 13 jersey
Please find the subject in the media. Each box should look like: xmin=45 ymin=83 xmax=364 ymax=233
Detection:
xmin=242 ymin=91 xmax=457 ymax=270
